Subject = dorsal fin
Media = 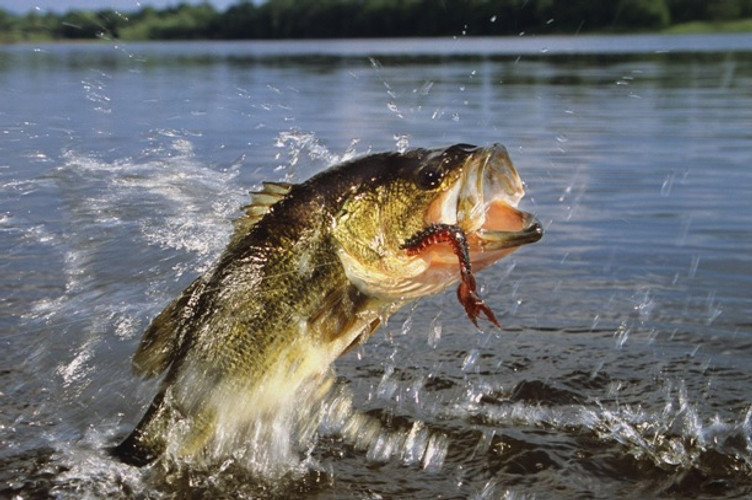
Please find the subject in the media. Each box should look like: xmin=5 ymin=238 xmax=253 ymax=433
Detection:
xmin=230 ymin=181 xmax=294 ymax=246
xmin=132 ymin=277 xmax=203 ymax=377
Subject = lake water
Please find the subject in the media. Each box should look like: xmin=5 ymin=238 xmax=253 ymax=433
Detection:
xmin=2 ymin=34 xmax=752 ymax=498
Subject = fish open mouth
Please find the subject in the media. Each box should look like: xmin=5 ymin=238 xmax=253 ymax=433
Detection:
xmin=427 ymin=143 xmax=542 ymax=257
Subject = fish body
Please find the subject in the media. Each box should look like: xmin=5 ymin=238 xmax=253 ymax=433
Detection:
xmin=113 ymin=143 xmax=542 ymax=466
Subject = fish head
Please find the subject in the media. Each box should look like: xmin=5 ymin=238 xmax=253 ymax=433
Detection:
xmin=425 ymin=143 xmax=543 ymax=272
xmin=333 ymin=143 xmax=542 ymax=302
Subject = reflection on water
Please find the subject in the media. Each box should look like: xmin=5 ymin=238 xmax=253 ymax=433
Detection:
xmin=2 ymin=35 xmax=752 ymax=498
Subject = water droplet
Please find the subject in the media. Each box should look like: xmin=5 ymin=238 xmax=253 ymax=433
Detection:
xmin=614 ymin=321 xmax=630 ymax=348
xmin=428 ymin=315 xmax=442 ymax=348
xmin=377 ymin=366 xmax=398 ymax=400
xmin=422 ymin=433 xmax=448 ymax=472
xmin=677 ymin=215 xmax=693 ymax=246
xmin=660 ymin=171 xmax=675 ymax=196
xmin=415 ymin=80 xmax=434 ymax=95
xmin=634 ymin=290 xmax=654 ymax=322
xmin=462 ymin=349 xmax=479 ymax=372
xmin=705 ymin=291 xmax=722 ymax=325
xmin=688 ymin=255 xmax=700 ymax=278
xmin=402 ymin=421 xmax=429 ymax=466
xmin=394 ymin=134 xmax=410 ymax=153
xmin=386 ymin=101 xmax=403 ymax=119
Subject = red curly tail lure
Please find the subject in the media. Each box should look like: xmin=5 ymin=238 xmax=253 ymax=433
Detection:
xmin=401 ymin=223 xmax=501 ymax=329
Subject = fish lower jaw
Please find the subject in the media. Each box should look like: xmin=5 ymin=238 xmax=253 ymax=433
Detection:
xmin=351 ymin=274 xmax=455 ymax=303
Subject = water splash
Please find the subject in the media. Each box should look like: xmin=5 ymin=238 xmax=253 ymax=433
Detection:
xmin=273 ymin=129 xmax=359 ymax=182
xmin=428 ymin=313 xmax=443 ymax=348
xmin=81 ymin=70 xmax=112 ymax=114
xmin=5 ymin=131 xmax=465 ymax=496
xmin=445 ymin=380 xmax=752 ymax=477
xmin=319 ymin=383 xmax=448 ymax=472
xmin=55 ymin=134 xmax=242 ymax=276
xmin=10 ymin=131 xmax=246 ymax=470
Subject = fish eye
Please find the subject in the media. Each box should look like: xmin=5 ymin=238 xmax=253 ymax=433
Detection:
xmin=416 ymin=164 xmax=444 ymax=190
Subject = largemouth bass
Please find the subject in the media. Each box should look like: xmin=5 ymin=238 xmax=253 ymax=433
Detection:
xmin=113 ymin=143 xmax=542 ymax=466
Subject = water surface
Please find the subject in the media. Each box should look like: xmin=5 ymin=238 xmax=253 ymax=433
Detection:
xmin=2 ymin=34 xmax=752 ymax=498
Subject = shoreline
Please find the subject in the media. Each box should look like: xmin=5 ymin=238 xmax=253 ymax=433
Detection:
xmin=2 ymin=18 xmax=751 ymax=45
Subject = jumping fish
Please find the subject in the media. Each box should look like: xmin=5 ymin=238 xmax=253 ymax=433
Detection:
xmin=113 ymin=143 xmax=542 ymax=466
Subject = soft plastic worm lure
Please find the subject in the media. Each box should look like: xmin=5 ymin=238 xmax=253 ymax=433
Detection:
xmin=401 ymin=223 xmax=501 ymax=328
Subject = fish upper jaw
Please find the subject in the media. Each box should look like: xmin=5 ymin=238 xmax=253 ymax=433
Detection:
xmin=426 ymin=143 xmax=542 ymax=254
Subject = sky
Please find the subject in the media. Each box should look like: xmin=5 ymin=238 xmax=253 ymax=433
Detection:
xmin=2 ymin=0 xmax=244 ymax=14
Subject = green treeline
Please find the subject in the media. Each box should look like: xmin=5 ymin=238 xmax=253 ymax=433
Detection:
xmin=2 ymin=0 xmax=752 ymax=42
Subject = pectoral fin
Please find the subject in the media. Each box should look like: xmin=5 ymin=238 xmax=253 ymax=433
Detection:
xmin=112 ymin=388 xmax=171 ymax=466
xmin=308 ymin=283 xmax=382 ymax=356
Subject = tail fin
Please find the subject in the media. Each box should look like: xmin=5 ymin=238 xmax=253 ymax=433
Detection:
xmin=111 ymin=390 xmax=169 ymax=467
xmin=111 ymin=432 xmax=159 ymax=467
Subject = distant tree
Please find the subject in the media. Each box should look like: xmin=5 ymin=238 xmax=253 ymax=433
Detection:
xmin=615 ymin=0 xmax=671 ymax=30
xmin=262 ymin=0 xmax=298 ymax=38
xmin=533 ymin=0 xmax=620 ymax=32
xmin=21 ymin=11 xmax=60 ymax=40
xmin=120 ymin=2 xmax=217 ymax=40
xmin=665 ymin=0 xmax=708 ymax=22
xmin=59 ymin=10 xmax=103 ymax=38
xmin=91 ymin=9 xmax=130 ymax=39
xmin=1 ymin=0 xmax=749 ymax=42
xmin=707 ymin=0 xmax=743 ymax=20
xmin=217 ymin=1 xmax=263 ymax=38
xmin=0 ymin=9 xmax=15 ymax=40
